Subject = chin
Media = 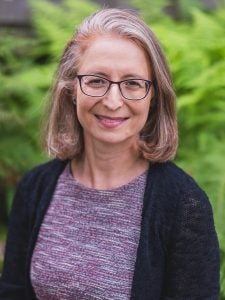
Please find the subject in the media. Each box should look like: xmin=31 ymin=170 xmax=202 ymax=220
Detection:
xmin=96 ymin=133 xmax=137 ymax=146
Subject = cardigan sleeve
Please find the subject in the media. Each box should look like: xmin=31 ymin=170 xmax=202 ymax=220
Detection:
xmin=0 ymin=179 xmax=29 ymax=300
xmin=0 ymin=159 xmax=67 ymax=300
xmin=164 ymin=184 xmax=220 ymax=300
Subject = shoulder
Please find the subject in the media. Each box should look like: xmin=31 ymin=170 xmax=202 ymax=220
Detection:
xmin=151 ymin=161 xmax=207 ymax=196
xmin=151 ymin=161 xmax=199 ymax=186
xmin=11 ymin=159 xmax=69 ymax=218
xmin=147 ymin=161 xmax=212 ymax=214
xmin=18 ymin=158 xmax=68 ymax=191
xmin=146 ymin=162 xmax=218 ymax=252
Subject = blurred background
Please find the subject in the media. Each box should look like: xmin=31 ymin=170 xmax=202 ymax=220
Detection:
xmin=0 ymin=0 xmax=225 ymax=297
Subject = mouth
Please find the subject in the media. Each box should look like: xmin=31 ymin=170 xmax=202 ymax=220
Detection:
xmin=95 ymin=114 xmax=129 ymax=128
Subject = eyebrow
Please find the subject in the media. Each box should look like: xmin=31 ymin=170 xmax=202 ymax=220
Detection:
xmin=86 ymin=71 xmax=147 ymax=80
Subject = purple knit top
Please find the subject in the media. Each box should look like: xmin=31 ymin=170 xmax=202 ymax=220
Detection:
xmin=30 ymin=163 xmax=147 ymax=300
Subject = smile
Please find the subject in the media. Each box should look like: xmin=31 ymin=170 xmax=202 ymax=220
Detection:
xmin=95 ymin=114 xmax=129 ymax=128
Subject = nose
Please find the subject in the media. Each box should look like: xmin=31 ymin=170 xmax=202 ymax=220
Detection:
xmin=102 ymin=83 xmax=123 ymax=110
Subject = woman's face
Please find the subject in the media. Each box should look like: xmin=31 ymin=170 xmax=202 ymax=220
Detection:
xmin=75 ymin=34 xmax=153 ymax=149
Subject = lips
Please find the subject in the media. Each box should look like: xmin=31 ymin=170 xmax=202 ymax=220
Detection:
xmin=95 ymin=114 xmax=128 ymax=128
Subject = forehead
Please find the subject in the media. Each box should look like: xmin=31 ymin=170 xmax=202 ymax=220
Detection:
xmin=77 ymin=34 xmax=151 ymax=77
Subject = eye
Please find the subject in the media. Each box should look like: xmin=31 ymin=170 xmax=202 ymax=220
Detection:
xmin=123 ymin=79 xmax=143 ymax=89
xmin=85 ymin=76 xmax=108 ymax=87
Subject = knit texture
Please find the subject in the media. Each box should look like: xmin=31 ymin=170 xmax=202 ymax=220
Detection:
xmin=0 ymin=159 xmax=220 ymax=300
xmin=31 ymin=163 xmax=146 ymax=299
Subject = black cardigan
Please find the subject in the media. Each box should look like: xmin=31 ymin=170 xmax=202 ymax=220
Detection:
xmin=0 ymin=159 xmax=220 ymax=300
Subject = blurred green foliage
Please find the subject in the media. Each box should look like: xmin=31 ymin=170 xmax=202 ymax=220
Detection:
xmin=0 ymin=0 xmax=224 ymax=297
xmin=0 ymin=0 xmax=98 ymax=273
xmin=0 ymin=0 xmax=98 ymax=183
xmin=132 ymin=0 xmax=225 ymax=297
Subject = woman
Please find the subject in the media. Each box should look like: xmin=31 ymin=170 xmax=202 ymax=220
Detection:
xmin=0 ymin=8 xmax=220 ymax=300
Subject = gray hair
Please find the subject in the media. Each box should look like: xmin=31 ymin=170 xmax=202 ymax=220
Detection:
xmin=44 ymin=8 xmax=178 ymax=162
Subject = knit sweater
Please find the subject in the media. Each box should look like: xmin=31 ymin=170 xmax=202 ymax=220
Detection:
xmin=30 ymin=163 xmax=147 ymax=299
xmin=0 ymin=159 xmax=220 ymax=300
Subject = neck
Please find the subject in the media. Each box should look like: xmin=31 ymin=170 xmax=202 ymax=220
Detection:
xmin=71 ymin=139 xmax=149 ymax=190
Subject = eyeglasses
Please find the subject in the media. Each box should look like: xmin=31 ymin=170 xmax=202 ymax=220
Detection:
xmin=76 ymin=75 xmax=152 ymax=100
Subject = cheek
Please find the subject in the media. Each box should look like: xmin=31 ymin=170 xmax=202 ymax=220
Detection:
xmin=75 ymin=84 xmax=86 ymax=109
xmin=75 ymin=94 xmax=96 ymax=126
xmin=136 ymin=98 xmax=151 ymax=118
xmin=75 ymin=104 xmax=89 ymax=131
xmin=137 ymin=100 xmax=151 ymax=128
xmin=75 ymin=90 xmax=86 ymax=125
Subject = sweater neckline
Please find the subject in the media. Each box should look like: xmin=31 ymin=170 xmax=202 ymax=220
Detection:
xmin=65 ymin=161 xmax=149 ymax=192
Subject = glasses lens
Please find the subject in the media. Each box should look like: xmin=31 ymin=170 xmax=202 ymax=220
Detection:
xmin=81 ymin=75 xmax=109 ymax=97
xmin=120 ymin=79 xmax=149 ymax=100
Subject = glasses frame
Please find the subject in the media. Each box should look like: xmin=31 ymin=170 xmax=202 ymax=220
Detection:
xmin=76 ymin=74 xmax=152 ymax=100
